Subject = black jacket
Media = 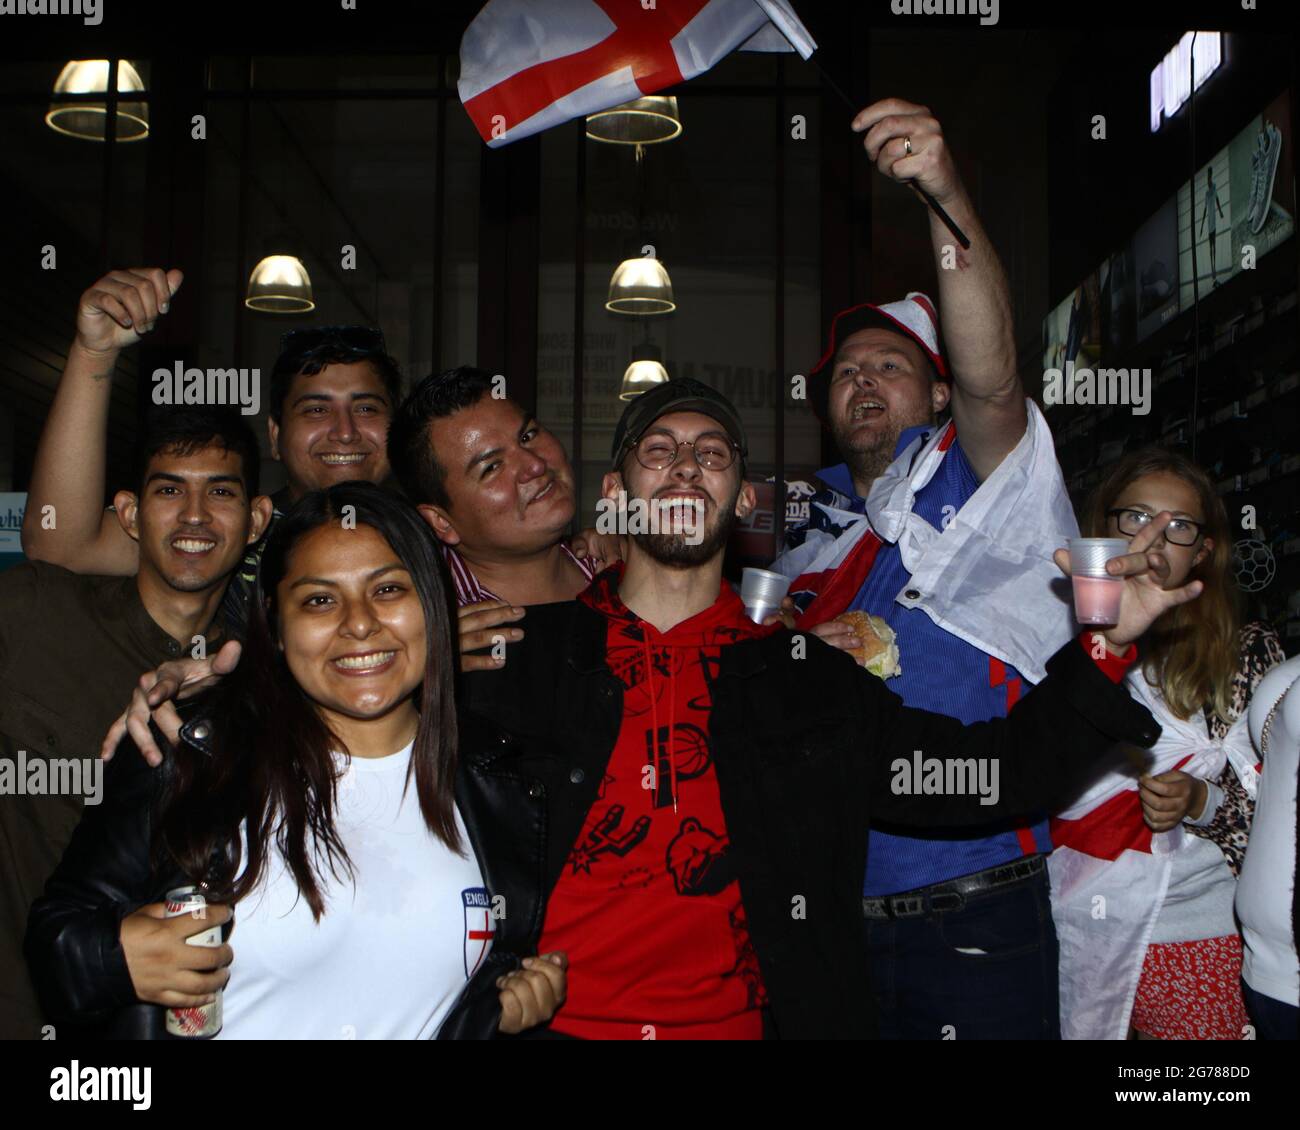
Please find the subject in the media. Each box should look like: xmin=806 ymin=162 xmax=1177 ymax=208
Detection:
xmin=23 ymin=709 xmax=529 ymax=1041
xmin=457 ymin=598 xmax=1162 ymax=1040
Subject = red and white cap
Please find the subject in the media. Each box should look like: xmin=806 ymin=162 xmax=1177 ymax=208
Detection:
xmin=809 ymin=291 xmax=948 ymax=418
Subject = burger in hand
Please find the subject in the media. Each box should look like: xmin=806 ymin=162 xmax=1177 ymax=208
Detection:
xmin=835 ymin=611 xmax=902 ymax=680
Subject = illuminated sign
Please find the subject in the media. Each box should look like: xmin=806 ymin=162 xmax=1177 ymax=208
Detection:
xmin=1150 ymin=31 xmax=1223 ymax=132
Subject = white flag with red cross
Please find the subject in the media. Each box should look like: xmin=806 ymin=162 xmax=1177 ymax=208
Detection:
xmin=458 ymin=0 xmax=816 ymax=148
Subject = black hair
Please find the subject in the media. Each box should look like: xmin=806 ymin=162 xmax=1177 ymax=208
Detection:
xmin=156 ymin=482 xmax=462 ymax=921
xmin=136 ymin=405 xmax=262 ymax=497
xmin=268 ymin=328 xmax=404 ymax=423
xmin=388 ymin=366 xmax=501 ymax=510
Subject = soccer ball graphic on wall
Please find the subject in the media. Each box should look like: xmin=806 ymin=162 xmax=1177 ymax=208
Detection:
xmin=1232 ymin=539 xmax=1276 ymax=593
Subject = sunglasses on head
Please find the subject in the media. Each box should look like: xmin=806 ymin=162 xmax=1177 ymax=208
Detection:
xmin=278 ymin=325 xmax=387 ymax=355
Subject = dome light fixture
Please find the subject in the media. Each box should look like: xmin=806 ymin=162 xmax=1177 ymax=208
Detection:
xmin=45 ymin=59 xmax=149 ymax=142
xmin=606 ymin=256 xmax=675 ymax=315
xmin=619 ymin=343 xmax=670 ymax=401
xmin=245 ymin=255 xmax=315 ymax=313
xmin=586 ymin=96 xmax=682 ymax=147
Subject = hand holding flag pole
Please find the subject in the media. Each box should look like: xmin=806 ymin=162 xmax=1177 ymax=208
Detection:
xmin=752 ymin=0 xmax=972 ymax=250
xmin=802 ymin=52 xmax=972 ymax=250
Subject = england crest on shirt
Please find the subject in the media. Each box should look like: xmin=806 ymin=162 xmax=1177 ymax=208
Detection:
xmin=461 ymin=887 xmax=495 ymax=978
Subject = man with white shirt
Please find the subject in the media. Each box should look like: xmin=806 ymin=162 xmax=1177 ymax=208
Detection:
xmin=771 ymin=97 xmax=1078 ymax=1039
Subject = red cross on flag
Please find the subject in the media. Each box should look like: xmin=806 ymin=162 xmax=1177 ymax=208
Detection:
xmin=458 ymin=0 xmax=816 ymax=148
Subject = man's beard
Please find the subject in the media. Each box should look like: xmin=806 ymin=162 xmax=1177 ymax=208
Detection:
xmin=831 ymin=407 xmax=934 ymax=489
xmin=633 ymin=491 xmax=738 ymax=567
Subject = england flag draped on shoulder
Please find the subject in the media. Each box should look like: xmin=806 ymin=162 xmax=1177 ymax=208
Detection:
xmin=775 ymin=395 xmax=1080 ymax=687
xmin=458 ymin=0 xmax=816 ymax=148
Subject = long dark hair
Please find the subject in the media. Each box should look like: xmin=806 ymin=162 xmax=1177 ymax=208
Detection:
xmin=156 ymin=482 xmax=461 ymax=919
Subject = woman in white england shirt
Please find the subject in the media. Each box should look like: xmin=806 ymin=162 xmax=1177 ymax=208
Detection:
xmin=30 ymin=483 xmax=565 ymax=1038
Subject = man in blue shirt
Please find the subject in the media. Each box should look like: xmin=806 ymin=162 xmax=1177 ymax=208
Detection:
xmin=773 ymin=98 xmax=1076 ymax=1039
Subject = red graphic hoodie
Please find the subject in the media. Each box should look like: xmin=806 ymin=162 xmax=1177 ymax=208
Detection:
xmin=540 ymin=564 xmax=777 ymax=1040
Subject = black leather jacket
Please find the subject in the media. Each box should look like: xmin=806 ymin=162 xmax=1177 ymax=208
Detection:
xmin=24 ymin=708 xmax=532 ymax=1040
xmin=456 ymin=598 xmax=1163 ymax=1039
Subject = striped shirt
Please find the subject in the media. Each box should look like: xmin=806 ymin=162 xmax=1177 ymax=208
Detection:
xmin=442 ymin=542 xmax=600 ymax=607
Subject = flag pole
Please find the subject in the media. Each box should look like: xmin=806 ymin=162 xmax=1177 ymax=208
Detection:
xmin=807 ymin=53 xmax=971 ymax=250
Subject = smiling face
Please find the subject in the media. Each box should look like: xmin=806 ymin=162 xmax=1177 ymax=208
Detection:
xmin=1107 ymin=470 xmax=1213 ymax=589
xmin=124 ymin=444 xmax=266 ymax=594
xmin=826 ymin=326 xmax=948 ymax=482
xmin=604 ymin=410 xmax=755 ymax=567
xmin=268 ymin=361 xmax=394 ymax=498
xmin=416 ymin=395 xmax=576 ymax=557
xmin=276 ymin=522 xmax=427 ymax=728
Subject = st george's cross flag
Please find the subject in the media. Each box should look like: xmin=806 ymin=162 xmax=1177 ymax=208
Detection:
xmin=458 ymin=0 xmax=816 ymax=147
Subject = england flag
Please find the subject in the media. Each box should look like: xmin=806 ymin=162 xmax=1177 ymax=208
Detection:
xmin=458 ymin=0 xmax=816 ymax=147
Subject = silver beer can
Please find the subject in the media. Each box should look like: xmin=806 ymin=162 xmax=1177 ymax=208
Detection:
xmin=163 ymin=885 xmax=223 ymax=1038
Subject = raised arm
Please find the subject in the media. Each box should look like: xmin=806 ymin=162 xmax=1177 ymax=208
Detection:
xmin=21 ymin=268 xmax=183 ymax=575
xmin=853 ymin=98 xmax=1027 ymax=481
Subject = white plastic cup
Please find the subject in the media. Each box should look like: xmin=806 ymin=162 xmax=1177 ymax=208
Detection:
xmin=1067 ymin=538 xmax=1130 ymax=625
xmin=741 ymin=567 xmax=792 ymax=624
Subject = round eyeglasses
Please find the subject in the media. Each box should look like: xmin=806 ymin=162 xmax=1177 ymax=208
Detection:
xmin=632 ymin=430 xmax=738 ymax=472
xmin=1107 ymin=507 xmax=1205 ymax=547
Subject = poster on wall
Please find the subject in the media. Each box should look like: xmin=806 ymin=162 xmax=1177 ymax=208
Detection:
xmin=1134 ymin=196 xmax=1180 ymax=342
xmin=1177 ymin=145 xmax=1235 ymax=308
xmin=1042 ymin=271 xmax=1101 ymax=375
xmin=1100 ymin=245 xmax=1137 ymax=360
xmin=1226 ymin=89 xmax=1294 ymax=268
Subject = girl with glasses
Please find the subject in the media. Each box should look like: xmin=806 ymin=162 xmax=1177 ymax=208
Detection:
xmin=1050 ymin=447 xmax=1282 ymax=1040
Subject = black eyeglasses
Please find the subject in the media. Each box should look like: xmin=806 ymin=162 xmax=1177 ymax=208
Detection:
xmin=278 ymin=325 xmax=387 ymax=355
xmin=1107 ymin=508 xmax=1205 ymax=546
xmin=631 ymin=430 xmax=738 ymax=472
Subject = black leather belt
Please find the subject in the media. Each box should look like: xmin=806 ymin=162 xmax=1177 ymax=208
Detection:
xmin=861 ymin=854 xmax=1046 ymax=920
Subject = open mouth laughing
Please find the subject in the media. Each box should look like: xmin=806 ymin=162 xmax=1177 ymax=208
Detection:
xmin=849 ymin=399 xmax=887 ymax=422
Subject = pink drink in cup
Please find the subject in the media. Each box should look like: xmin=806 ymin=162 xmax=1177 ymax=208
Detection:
xmin=1067 ymin=538 xmax=1130 ymax=626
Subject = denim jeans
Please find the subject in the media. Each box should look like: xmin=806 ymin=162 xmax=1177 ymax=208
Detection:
xmin=1242 ymin=981 xmax=1299 ymax=1040
xmin=865 ymin=865 xmax=1061 ymax=1039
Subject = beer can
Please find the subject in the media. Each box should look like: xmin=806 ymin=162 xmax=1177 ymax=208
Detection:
xmin=163 ymin=885 xmax=223 ymax=1038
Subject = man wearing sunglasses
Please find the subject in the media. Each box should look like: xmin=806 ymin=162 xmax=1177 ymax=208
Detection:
xmin=21 ymin=269 xmax=399 ymax=628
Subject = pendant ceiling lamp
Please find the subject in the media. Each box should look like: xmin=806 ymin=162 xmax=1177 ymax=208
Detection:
xmin=606 ymin=256 xmax=675 ymax=315
xmin=45 ymin=59 xmax=149 ymax=142
xmin=245 ymin=255 xmax=315 ymax=313
xmin=586 ymin=96 xmax=682 ymax=148
xmin=618 ymin=343 xmax=670 ymax=401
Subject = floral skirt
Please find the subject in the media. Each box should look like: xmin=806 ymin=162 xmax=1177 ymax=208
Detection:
xmin=1131 ymin=934 xmax=1250 ymax=1040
